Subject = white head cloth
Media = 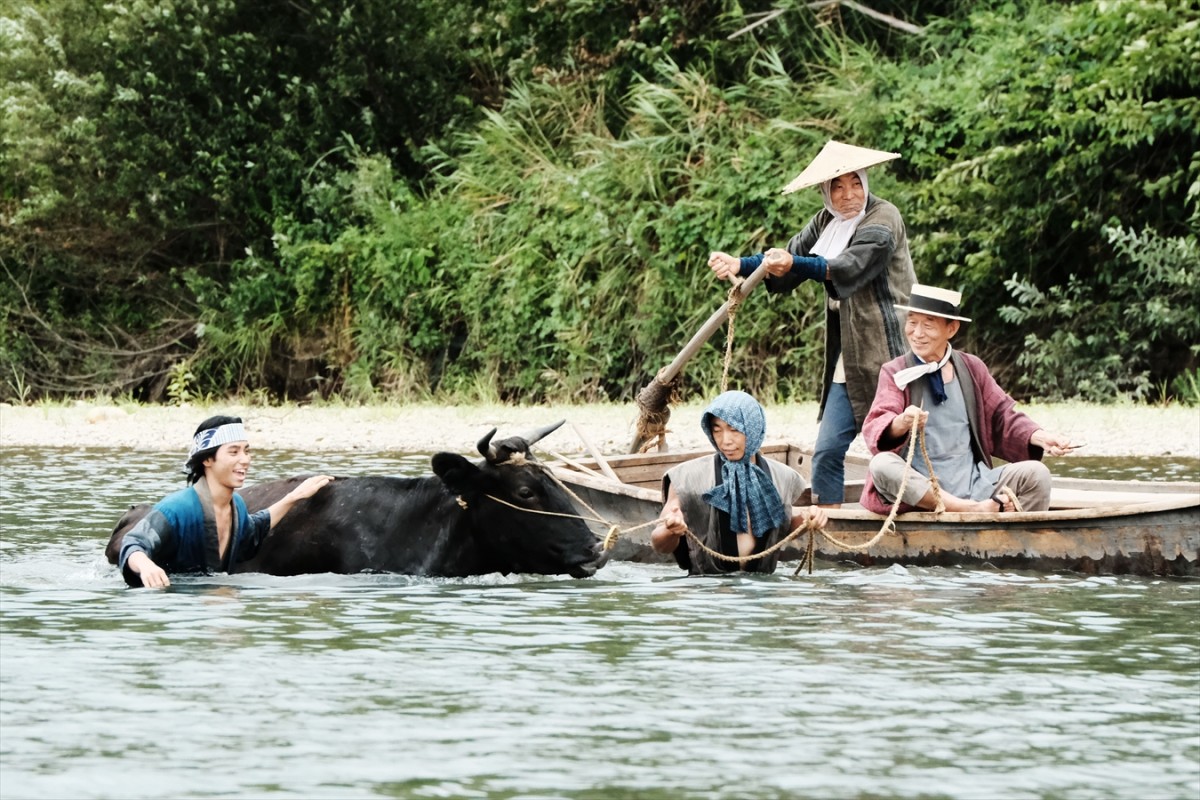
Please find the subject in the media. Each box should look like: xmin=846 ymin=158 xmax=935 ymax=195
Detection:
xmin=893 ymin=343 xmax=954 ymax=390
xmin=188 ymin=422 xmax=248 ymax=460
xmin=810 ymin=169 xmax=868 ymax=260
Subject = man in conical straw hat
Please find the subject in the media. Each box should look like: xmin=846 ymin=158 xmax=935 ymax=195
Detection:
xmin=708 ymin=140 xmax=916 ymax=507
xmin=860 ymin=285 xmax=1074 ymax=514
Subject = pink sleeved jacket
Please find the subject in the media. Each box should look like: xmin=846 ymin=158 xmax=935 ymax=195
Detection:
xmin=859 ymin=350 xmax=1044 ymax=514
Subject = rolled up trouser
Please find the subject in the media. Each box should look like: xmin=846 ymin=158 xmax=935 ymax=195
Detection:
xmin=991 ymin=461 xmax=1053 ymax=511
xmin=868 ymin=453 xmax=1052 ymax=511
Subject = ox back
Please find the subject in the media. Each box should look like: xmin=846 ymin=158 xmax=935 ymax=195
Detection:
xmin=235 ymin=475 xmax=497 ymax=576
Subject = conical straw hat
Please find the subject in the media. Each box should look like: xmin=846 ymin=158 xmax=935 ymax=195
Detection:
xmin=780 ymin=140 xmax=901 ymax=195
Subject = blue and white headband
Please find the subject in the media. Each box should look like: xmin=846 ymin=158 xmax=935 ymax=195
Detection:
xmin=188 ymin=422 xmax=248 ymax=461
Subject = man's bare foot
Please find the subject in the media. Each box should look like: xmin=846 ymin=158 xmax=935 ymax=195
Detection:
xmin=977 ymin=498 xmax=1003 ymax=513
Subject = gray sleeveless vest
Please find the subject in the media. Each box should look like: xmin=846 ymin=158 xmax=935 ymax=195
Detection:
xmin=663 ymin=455 xmax=807 ymax=575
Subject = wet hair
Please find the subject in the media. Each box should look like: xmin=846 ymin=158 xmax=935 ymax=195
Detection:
xmin=184 ymin=415 xmax=244 ymax=485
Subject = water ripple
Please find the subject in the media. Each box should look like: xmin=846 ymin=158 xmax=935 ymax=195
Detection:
xmin=2 ymin=448 xmax=1198 ymax=799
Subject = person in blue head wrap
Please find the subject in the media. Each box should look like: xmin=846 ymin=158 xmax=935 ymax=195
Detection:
xmin=116 ymin=414 xmax=335 ymax=589
xmin=650 ymin=391 xmax=827 ymax=575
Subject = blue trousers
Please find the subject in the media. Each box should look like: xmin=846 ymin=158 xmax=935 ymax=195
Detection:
xmin=810 ymin=382 xmax=858 ymax=504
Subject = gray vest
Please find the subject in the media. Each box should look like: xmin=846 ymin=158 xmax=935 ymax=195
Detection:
xmin=663 ymin=455 xmax=808 ymax=575
xmin=906 ymin=350 xmax=986 ymax=465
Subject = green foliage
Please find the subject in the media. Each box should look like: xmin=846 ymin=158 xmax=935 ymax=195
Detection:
xmin=1 ymin=0 xmax=487 ymax=400
xmin=1171 ymin=369 xmax=1200 ymax=407
xmin=2 ymin=0 xmax=1197 ymax=405
xmin=461 ymin=0 xmax=760 ymax=118
xmin=999 ymin=225 xmax=1200 ymax=402
xmin=231 ymin=151 xmax=473 ymax=400
xmin=836 ymin=0 xmax=1199 ymax=325
xmin=4 ymin=0 xmax=481 ymax=232
xmin=166 ymin=360 xmax=196 ymax=406
xmin=5 ymin=363 xmax=32 ymax=405
xmin=437 ymin=56 xmax=831 ymax=402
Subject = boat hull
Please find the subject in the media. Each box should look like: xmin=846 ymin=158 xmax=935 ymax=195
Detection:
xmin=812 ymin=505 xmax=1199 ymax=576
xmin=551 ymin=446 xmax=1200 ymax=577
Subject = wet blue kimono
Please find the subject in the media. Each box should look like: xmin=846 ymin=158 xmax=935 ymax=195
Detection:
xmin=118 ymin=483 xmax=272 ymax=587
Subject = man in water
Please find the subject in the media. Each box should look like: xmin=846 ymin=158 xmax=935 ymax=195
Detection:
xmin=118 ymin=415 xmax=333 ymax=587
xmin=651 ymin=390 xmax=827 ymax=574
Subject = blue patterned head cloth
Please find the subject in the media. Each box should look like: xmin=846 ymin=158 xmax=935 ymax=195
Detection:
xmin=700 ymin=391 xmax=788 ymax=537
xmin=187 ymin=422 xmax=247 ymax=461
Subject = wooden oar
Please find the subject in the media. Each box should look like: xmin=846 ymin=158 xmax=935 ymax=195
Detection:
xmin=570 ymin=421 xmax=620 ymax=482
xmin=628 ymin=263 xmax=770 ymax=453
xmin=546 ymin=450 xmax=609 ymax=481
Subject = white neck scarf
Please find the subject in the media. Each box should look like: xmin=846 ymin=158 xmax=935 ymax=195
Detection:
xmin=893 ymin=344 xmax=953 ymax=389
xmin=810 ymin=169 xmax=869 ymax=259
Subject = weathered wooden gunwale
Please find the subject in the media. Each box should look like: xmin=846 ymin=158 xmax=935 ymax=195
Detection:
xmin=547 ymin=445 xmax=1200 ymax=577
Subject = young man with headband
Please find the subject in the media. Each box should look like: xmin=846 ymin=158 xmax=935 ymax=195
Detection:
xmin=118 ymin=415 xmax=333 ymax=588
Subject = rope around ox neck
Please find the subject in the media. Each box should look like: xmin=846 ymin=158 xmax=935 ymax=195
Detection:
xmin=455 ymin=461 xmax=660 ymax=551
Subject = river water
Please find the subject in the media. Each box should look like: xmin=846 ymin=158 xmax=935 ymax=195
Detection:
xmin=1 ymin=448 xmax=1198 ymax=800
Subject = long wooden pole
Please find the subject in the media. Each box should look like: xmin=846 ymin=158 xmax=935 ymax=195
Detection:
xmin=628 ymin=264 xmax=769 ymax=453
xmin=570 ymin=421 xmax=621 ymax=482
xmin=661 ymin=265 xmax=768 ymax=384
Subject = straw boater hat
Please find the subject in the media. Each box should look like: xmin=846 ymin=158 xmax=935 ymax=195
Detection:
xmin=780 ymin=140 xmax=901 ymax=195
xmin=894 ymin=284 xmax=972 ymax=322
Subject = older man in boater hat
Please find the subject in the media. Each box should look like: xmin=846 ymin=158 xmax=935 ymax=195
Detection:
xmin=708 ymin=140 xmax=916 ymax=509
xmin=860 ymin=285 xmax=1073 ymax=515
xmin=118 ymin=414 xmax=334 ymax=588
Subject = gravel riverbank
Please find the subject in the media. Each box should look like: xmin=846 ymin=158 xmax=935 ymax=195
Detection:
xmin=2 ymin=400 xmax=1197 ymax=461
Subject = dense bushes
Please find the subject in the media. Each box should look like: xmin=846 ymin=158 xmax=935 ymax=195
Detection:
xmin=2 ymin=0 xmax=1196 ymax=405
xmin=817 ymin=0 xmax=1200 ymax=388
xmin=1 ymin=0 xmax=487 ymax=400
xmin=1001 ymin=225 xmax=1200 ymax=403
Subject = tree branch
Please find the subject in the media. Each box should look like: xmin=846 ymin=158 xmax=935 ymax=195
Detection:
xmin=838 ymin=0 xmax=925 ymax=35
xmin=728 ymin=1 xmax=924 ymax=39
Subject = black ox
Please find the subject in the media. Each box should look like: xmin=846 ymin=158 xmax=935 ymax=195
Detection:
xmin=106 ymin=421 xmax=608 ymax=579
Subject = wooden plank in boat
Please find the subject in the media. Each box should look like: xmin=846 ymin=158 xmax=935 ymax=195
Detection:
xmin=1050 ymin=476 xmax=1200 ymax=495
xmin=553 ymin=442 xmax=803 ymax=481
xmin=1050 ymin=489 xmax=1199 ymax=510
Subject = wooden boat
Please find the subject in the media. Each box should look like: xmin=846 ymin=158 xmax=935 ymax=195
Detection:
xmin=548 ymin=445 xmax=1200 ymax=577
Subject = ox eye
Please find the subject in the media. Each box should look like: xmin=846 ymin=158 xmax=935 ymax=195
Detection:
xmin=515 ymin=486 xmax=537 ymax=502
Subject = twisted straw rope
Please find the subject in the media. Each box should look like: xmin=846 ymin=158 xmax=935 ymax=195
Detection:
xmin=683 ymin=515 xmax=823 ymax=566
xmin=720 ymin=280 xmax=745 ymax=393
xmin=789 ymin=406 xmax=943 ymax=573
xmin=467 ymin=404 xmax=993 ymax=576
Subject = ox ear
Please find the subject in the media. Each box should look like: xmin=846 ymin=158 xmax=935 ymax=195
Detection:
xmin=432 ymin=452 xmax=480 ymax=494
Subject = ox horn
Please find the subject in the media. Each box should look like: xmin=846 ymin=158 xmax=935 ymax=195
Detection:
xmin=478 ymin=420 xmax=565 ymax=464
xmin=477 ymin=428 xmax=499 ymax=461
xmin=519 ymin=419 xmax=566 ymax=448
